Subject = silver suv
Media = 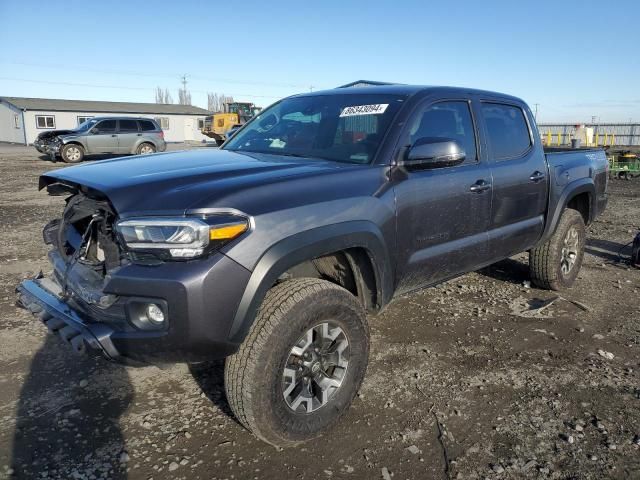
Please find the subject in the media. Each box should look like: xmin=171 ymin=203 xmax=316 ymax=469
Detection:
xmin=34 ymin=117 xmax=167 ymax=163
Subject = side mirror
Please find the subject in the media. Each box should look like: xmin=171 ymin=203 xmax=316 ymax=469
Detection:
xmin=90 ymin=128 xmax=100 ymax=135
xmin=402 ymin=138 xmax=465 ymax=170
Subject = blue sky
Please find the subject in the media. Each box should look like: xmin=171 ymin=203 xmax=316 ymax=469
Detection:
xmin=1 ymin=0 xmax=638 ymax=122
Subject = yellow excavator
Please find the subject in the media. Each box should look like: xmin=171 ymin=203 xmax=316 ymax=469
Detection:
xmin=201 ymin=102 xmax=262 ymax=145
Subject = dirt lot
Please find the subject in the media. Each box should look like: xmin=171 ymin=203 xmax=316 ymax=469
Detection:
xmin=0 ymin=145 xmax=638 ymax=480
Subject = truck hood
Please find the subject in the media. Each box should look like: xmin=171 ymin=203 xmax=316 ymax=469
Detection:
xmin=40 ymin=149 xmax=350 ymax=215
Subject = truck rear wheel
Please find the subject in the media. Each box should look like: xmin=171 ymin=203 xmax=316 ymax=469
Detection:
xmin=224 ymin=278 xmax=369 ymax=447
xmin=529 ymin=209 xmax=586 ymax=290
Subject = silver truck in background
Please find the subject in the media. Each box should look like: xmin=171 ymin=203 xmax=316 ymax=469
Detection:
xmin=34 ymin=117 xmax=166 ymax=163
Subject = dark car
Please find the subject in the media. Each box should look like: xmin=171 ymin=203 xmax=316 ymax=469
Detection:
xmin=33 ymin=117 xmax=166 ymax=163
xmin=18 ymin=85 xmax=608 ymax=447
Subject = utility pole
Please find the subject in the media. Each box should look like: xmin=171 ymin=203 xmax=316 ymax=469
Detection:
xmin=533 ymin=103 xmax=539 ymax=121
xmin=179 ymin=74 xmax=191 ymax=105
xmin=309 ymin=85 xmax=315 ymax=92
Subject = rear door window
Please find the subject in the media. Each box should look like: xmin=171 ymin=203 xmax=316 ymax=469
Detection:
xmin=139 ymin=120 xmax=156 ymax=131
xmin=481 ymin=103 xmax=531 ymax=159
xmin=119 ymin=119 xmax=139 ymax=133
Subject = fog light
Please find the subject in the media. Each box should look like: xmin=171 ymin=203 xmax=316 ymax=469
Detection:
xmin=146 ymin=303 xmax=165 ymax=324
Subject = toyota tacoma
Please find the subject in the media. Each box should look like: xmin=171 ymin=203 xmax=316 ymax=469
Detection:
xmin=17 ymin=85 xmax=608 ymax=446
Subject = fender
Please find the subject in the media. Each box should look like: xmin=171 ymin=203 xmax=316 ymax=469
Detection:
xmin=540 ymin=177 xmax=595 ymax=242
xmin=130 ymin=139 xmax=149 ymax=154
xmin=60 ymin=137 xmax=86 ymax=149
xmin=227 ymin=221 xmax=393 ymax=343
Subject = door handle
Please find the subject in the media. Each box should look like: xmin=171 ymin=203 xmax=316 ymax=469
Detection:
xmin=469 ymin=180 xmax=491 ymax=193
xmin=137 ymin=133 xmax=142 ymax=136
xmin=111 ymin=134 xmax=117 ymax=137
xmin=530 ymin=171 xmax=546 ymax=182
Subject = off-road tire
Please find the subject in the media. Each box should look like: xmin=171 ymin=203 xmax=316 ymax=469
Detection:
xmin=224 ymin=278 xmax=369 ymax=447
xmin=136 ymin=142 xmax=156 ymax=155
xmin=60 ymin=144 xmax=85 ymax=163
xmin=529 ymin=209 xmax=586 ymax=290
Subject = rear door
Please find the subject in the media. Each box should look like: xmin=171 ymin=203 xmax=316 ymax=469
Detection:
xmin=479 ymin=101 xmax=548 ymax=260
xmin=117 ymin=119 xmax=141 ymax=153
xmin=86 ymin=119 xmax=118 ymax=153
xmin=393 ymin=98 xmax=492 ymax=293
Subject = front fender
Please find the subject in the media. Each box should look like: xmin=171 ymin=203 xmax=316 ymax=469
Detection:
xmin=60 ymin=136 xmax=87 ymax=149
xmin=227 ymin=221 xmax=393 ymax=343
xmin=540 ymin=177 xmax=595 ymax=242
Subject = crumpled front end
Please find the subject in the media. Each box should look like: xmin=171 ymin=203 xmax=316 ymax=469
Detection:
xmin=17 ymin=182 xmax=251 ymax=364
xmin=16 ymin=188 xmax=135 ymax=361
xmin=33 ymin=131 xmax=67 ymax=158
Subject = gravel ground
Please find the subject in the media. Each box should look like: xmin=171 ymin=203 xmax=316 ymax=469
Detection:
xmin=0 ymin=145 xmax=639 ymax=480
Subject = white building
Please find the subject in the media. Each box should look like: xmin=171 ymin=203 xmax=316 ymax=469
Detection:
xmin=0 ymin=96 xmax=213 ymax=145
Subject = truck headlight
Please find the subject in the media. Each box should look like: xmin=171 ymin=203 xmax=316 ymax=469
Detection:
xmin=116 ymin=215 xmax=249 ymax=259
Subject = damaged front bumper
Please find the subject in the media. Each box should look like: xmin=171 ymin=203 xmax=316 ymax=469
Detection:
xmin=17 ymin=276 xmax=120 ymax=360
xmin=33 ymin=139 xmax=61 ymax=159
xmin=16 ymin=249 xmax=252 ymax=365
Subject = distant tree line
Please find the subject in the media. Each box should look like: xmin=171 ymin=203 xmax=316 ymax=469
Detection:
xmin=155 ymin=85 xmax=192 ymax=106
xmin=155 ymin=86 xmax=234 ymax=112
xmin=155 ymin=87 xmax=173 ymax=105
xmin=207 ymin=93 xmax=234 ymax=113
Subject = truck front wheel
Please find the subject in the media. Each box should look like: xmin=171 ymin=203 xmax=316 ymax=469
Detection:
xmin=529 ymin=209 xmax=586 ymax=290
xmin=224 ymin=278 xmax=369 ymax=447
xmin=60 ymin=144 xmax=85 ymax=163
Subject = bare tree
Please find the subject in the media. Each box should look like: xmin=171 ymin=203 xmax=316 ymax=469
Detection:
xmin=155 ymin=87 xmax=174 ymax=104
xmin=178 ymin=88 xmax=192 ymax=106
xmin=207 ymin=93 xmax=235 ymax=112
xmin=207 ymin=93 xmax=217 ymax=112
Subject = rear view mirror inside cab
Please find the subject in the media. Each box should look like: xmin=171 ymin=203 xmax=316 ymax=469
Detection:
xmin=258 ymin=114 xmax=278 ymax=131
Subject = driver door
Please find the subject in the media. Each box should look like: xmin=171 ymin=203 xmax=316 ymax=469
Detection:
xmin=393 ymin=98 xmax=493 ymax=293
xmin=86 ymin=119 xmax=118 ymax=153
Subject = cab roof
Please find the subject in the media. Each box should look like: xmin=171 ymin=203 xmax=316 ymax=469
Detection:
xmin=293 ymin=84 xmax=525 ymax=104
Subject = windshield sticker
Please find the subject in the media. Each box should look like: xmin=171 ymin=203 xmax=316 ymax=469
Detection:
xmin=339 ymin=104 xmax=389 ymax=117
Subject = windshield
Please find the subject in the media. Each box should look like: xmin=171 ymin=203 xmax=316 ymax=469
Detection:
xmin=76 ymin=119 xmax=99 ymax=131
xmin=223 ymin=93 xmax=406 ymax=164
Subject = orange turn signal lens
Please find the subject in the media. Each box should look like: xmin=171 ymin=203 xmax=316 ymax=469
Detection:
xmin=209 ymin=222 xmax=248 ymax=241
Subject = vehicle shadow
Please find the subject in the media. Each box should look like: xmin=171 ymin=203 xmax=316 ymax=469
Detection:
xmin=188 ymin=361 xmax=240 ymax=425
xmin=585 ymin=238 xmax=631 ymax=263
xmin=11 ymin=335 xmax=133 ymax=479
xmin=478 ymin=257 xmax=530 ymax=285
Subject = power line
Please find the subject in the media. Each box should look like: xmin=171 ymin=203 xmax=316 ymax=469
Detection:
xmin=0 ymin=76 xmax=284 ymax=99
xmin=0 ymin=59 xmax=322 ymax=90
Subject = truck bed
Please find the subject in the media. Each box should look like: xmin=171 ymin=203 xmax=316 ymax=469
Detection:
xmin=542 ymin=146 xmax=608 ymax=231
xmin=543 ymin=147 xmax=604 ymax=154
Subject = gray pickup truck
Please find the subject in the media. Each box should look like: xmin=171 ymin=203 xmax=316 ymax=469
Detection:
xmin=34 ymin=117 xmax=166 ymax=163
xmin=18 ymin=85 xmax=608 ymax=447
